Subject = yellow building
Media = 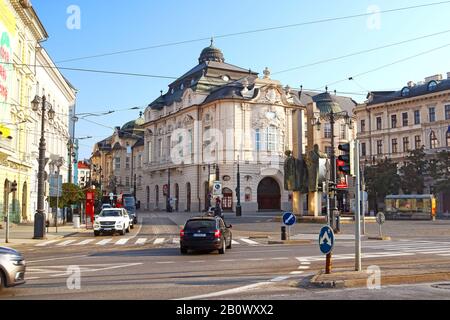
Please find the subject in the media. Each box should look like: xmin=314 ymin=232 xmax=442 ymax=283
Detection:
xmin=0 ymin=0 xmax=48 ymax=225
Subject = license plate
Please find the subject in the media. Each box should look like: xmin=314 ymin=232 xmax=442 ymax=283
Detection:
xmin=193 ymin=233 xmax=206 ymax=237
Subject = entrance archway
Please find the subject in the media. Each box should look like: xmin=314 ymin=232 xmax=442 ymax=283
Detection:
xmin=222 ymin=188 xmax=233 ymax=211
xmin=155 ymin=185 xmax=159 ymax=210
xmin=257 ymin=177 xmax=281 ymax=210
xmin=186 ymin=183 xmax=191 ymax=212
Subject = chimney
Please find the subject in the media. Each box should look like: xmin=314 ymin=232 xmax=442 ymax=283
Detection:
xmin=407 ymin=81 xmax=415 ymax=87
xmin=424 ymin=74 xmax=443 ymax=83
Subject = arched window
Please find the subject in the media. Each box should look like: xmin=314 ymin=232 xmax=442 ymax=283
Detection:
xmin=430 ymin=131 xmax=439 ymax=149
xmin=401 ymin=87 xmax=410 ymax=97
xmin=428 ymin=81 xmax=437 ymax=91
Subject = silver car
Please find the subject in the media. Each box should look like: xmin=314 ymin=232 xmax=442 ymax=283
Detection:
xmin=0 ymin=247 xmax=26 ymax=290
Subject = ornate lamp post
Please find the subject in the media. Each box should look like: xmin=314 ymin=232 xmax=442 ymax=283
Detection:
xmin=31 ymin=95 xmax=55 ymax=239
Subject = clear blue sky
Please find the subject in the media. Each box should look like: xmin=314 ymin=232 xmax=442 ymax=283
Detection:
xmin=32 ymin=0 xmax=450 ymax=159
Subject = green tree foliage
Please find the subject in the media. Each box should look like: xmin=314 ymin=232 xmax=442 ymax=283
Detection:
xmin=364 ymin=158 xmax=400 ymax=211
xmin=58 ymin=183 xmax=84 ymax=208
xmin=399 ymin=146 xmax=428 ymax=194
xmin=429 ymin=150 xmax=450 ymax=195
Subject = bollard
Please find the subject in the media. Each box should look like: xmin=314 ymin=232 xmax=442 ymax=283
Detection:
xmin=281 ymin=226 xmax=287 ymax=241
xmin=333 ymin=210 xmax=340 ymax=233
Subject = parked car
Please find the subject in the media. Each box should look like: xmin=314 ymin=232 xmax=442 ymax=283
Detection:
xmin=0 ymin=247 xmax=26 ymax=290
xmin=94 ymin=208 xmax=130 ymax=236
xmin=101 ymin=203 xmax=112 ymax=210
xmin=180 ymin=216 xmax=232 ymax=255
xmin=123 ymin=197 xmax=137 ymax=225
xmin=124 ymin=208 xmax=134 ymax=230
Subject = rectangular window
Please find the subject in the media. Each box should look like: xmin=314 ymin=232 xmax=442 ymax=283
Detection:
xmin=267 ymin=127 xmax=277 ymax=152
xmin=445 ymin=105 xmax=450 ymax=120
xmin=324 ymin=123 xmax=332 ymax=139
xmin=115 ymin=157 xmax=121 ymax=170
xmin=188 ymin=129 xmax=193 ymax=155
xmin=392 ymin=139 xmax=398 ymax=154
xmin=377 ymin=140 xmax=383 ymax=155
xmin=138 ymin=155 xmax=142 ymax=168
xmin=125 ymin=177 xmax=130 ymax=187
xmin=376 ymin=117 xmax=382 ymax=130
xmin=403 ymin=137 xmax=409 ymax=152
xmin=429 ymin=107 xmax=436 ymax=122
xmin=360 ymin=120 xmax=366 ymax=133
xmin=391 ymin=115 xmax=397 ymax=128
xmin=255 ymin=129 xmax=261 ymax=152
xmin=167 ymin=136 xmax=171 ymax=158
xmin=325 ymin=146 xmax=332 ymax=158
xmin=148 ymin=141 xmax=152 ymax=164
xmin=415 ymin=135 xmax=421 ymax=149
xmin=340 ymin=124 xmax=346 ymax=140
xmin=158 ymin=139 xmax=163 ymax=160
xmin=361 ymin=143 xmax=366 ymax=157
xmin=414 ymin=110 xmax=420 ymax=125
xmin=402 ymin=113 xmax=408 ymax=126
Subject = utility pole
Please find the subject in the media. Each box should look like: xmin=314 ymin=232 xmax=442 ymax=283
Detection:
xmin=354 ymin=140 xmax=362 ymax=272
xmin=236 ymin=155 xmax=242 ymax=217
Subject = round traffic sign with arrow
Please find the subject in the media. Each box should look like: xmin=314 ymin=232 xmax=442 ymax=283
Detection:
xmin=319 ymin=225 xmax=335 ymax=255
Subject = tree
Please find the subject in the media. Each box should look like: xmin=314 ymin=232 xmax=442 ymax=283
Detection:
xmin=364 ymin=158 xmax=401 ymax=211
xmin=429 ymin=150 xmax=450 ymax=195
xmin=59 ymin=183 xmax=84 ymax=208
xmin=399 ymin=146 xmax=428 ymax=194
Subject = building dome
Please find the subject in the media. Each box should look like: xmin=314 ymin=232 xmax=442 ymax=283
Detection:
xmin=121 ymin=120 xmax=137 ymax=132
xmin=198 ymin=39 xmax=225 ymax=64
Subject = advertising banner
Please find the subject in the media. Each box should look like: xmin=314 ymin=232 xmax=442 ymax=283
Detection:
xmin=0 ymin=0 xmax=15 ymax=105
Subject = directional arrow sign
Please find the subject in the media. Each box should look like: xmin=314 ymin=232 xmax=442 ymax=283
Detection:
xmin=318 ymin=225 xmax=335 ymax=255
xmin=282 ymin=212 xmax=296 ymax=226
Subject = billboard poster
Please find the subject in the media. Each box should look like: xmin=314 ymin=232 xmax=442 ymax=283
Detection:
xmin=0 ymin=0 xmax=15 ymax=105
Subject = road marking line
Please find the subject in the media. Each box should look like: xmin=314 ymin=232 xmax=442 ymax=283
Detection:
xmin=115 ymin=238 xmax=130 ymax=245
xmin=35 ymin=240 xmax=60 ymax=247
xmin=154 ymin=238 xmax=165 ymax=244
xmin=189 ymin=261 xmax=205 ymax=263
xmin=271 ymin=257 xmax=289 ymax=260
xmin=218 ymin=259 xmax=235 ymax=262
xmin=300 ymin=262 xmax=311 ymax=265
xmin=56 ymin=240 xmax=77 ymax=246
xmin=135 ymin=238 xmax=147 ymax=245
xmin=290 ymin=271 xmax=304 ymax=275
xmin=231 ymin=240 xmax=240 ymax=245
xmin=75 ymin=239 xmax=94 ymax=246
xmin=271 ymin=276 xmax=290 ymax=282
xmin=173 ymin=238 xmax=180 ymax=244
xmin=27 ymin=255 xmax=88 ymax=264
xmin=239 ymin=238 xmax=259 ymax=245
xmin=298 ymin=266 xmax=310 ymax=269
xmin=96 ymin=239 xmax=112 ymax=245
xmin=246 ymin=258 xmax=264 ymax=261
xmin=156 ymin=261 xmax=175 ymax=264
xmin=438 ymin=253 xmax=450 ymax=256
xmin=176 ymin=281 xmax=273 ymax=300
xmin=25 ymin=277 xmax=41 ymax=280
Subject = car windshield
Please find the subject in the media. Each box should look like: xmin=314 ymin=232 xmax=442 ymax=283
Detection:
xmin=99 ymin=210 xmax=122 ymax=217
xmin=185 ymin=220 xmax=216 ymax=231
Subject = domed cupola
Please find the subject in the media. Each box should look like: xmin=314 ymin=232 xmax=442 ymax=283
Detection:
xmin=198 ymin=38 xmax=225 ymax=64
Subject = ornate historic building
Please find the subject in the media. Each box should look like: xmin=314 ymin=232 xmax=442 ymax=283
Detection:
xmin=141 ymin=42 xmax=305 ymax=213
xmin=354 ymin=73 xmax=450 ymax=213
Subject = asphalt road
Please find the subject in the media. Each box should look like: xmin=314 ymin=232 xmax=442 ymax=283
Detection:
xmin=1 ymin=211 xmax=450 ymax=300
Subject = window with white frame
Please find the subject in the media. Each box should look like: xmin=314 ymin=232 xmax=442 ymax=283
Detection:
xmin=324 ymin=123 xmax=331 ymax=138
xmin=266 ymin=126 xmax=277 ymax=152
xmin=148 ymin=141 xmax=152 ymax=163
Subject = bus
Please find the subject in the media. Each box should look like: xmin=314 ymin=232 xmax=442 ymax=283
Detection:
xmin=384 ymin=194 xmax=436 ymax=220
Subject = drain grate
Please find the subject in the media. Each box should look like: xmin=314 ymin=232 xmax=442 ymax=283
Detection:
xmin=431 ymin=283 xmax=450 ymax=290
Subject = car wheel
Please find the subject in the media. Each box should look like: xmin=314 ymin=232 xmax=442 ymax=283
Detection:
xmin=180 ymin=247 xmax=188 ymax=254
xmin=226 ymin=235 xmax=232 ymax=249
xmin=120 ymin=227 xmax=126 ymax=236
xmin=126 ymin=225 xmax=130 ymax=233
xmin=130 ymin=224 xmax=134 ymax=229
xmin=218 ymin=238 xmax=226 ymax=254
xmin=0 ymin=271 xmax=4 ymax=290
xmin=94 ymin=231 xmax=100 ymax=237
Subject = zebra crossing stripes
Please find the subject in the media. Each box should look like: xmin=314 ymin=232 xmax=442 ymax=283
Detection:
xmin=361 ymin=240 xmax=450 ymax=257
xmin=33 ymin=237 xmax=266 ymax=248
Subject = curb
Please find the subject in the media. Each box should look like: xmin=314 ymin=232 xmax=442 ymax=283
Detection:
xmin=368 ymin=236 xmax=392 ymax=241
xmin=309 ymin=271 xmax=450 ymax=289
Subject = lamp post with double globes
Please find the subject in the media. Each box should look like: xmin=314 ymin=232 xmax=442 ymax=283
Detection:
xmin=31 ymin=94 xmax=55 ymax=239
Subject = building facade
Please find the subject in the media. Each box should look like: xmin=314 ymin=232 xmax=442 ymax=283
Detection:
xmin=354 ymin=73 xmax=450 ymax=213
xmin=141 ymin=43 xmax=305 ymax=213
xmin=77 ymin=160 xmax=90 ymax=188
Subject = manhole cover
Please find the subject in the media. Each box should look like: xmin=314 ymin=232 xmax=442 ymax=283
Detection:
xmin=431 ymin=283 xmax=450 ymax=290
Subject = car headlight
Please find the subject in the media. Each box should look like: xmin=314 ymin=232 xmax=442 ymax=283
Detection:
xmin=6 ymin=254 xmax=25 ymax=266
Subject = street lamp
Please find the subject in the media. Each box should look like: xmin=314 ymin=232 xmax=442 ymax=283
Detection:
xmin=311 ymin=91 xmax=353 ymax=229
xmin=50 ymin=157 xmax=64 ymax=233
xmin=31 ymin=94 xmax=55 ymax=239
xmin=235 ymin=155 xmax=242 ymax=217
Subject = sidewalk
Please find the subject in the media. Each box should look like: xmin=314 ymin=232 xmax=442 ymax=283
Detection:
xmin=0 ymin=223 xmax=91 ymax=246
xmin=306 ymin=262 xmax=450 ymax=289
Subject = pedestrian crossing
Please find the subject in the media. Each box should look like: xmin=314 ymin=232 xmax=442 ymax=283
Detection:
xmin=34 ymin=236 xmax=267 ymax=248
xmin=339 ymin=239 xmax=450 ymax=258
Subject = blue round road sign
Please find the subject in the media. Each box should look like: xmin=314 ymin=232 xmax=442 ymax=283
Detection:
xmin=282 ymin=212 xmax=296 ymax=226
xmin=318 ymin=226 xmax=335 ymax=255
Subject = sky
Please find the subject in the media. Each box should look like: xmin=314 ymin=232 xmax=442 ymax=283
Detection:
xmin=32 ymin=0 xmax=450 ymax=160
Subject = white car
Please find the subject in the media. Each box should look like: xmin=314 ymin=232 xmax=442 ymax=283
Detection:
xmin=94 ymin=208 xmax=130 ymax=236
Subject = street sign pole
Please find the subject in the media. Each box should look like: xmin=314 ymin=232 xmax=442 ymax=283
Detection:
xmin=354 ymin=140 xmax=362 ymax=272
xmin=319 ymin=226 xmax=335 ymax=274
xmin=326 ymin=253 xmax=332 ymax=274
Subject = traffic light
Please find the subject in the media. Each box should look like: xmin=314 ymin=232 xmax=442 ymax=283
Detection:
xmin=338 ymin=142 xmax=354 ymax=176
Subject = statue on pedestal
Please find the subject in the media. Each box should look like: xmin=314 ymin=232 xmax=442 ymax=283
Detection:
xmin=305 ymin=144 xmax=327 ymax=192
xmin=284 ymin=150 xmax=309 ymax=193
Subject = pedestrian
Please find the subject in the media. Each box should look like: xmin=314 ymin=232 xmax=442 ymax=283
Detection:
xmin=214 ymin=198 xmax=223 ymax=220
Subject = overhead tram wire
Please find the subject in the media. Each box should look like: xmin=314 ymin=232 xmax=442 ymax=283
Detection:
xmin=272 ymin=28 xmax=450 ymax=75
xmin=54 ymin=1 xmax=450 ymax=64
xmin=315 ymin=42 xmax=450 ymax=91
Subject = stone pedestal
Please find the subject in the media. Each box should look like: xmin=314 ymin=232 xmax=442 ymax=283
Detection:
xmin=293 ymin=191 xmax=303 ymax=215
xmin=308 ymin=191 xmax=320 ymax=217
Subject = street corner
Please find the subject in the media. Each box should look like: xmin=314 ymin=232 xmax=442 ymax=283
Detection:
xmin=309 ymin=269 xmax=367 ymax=289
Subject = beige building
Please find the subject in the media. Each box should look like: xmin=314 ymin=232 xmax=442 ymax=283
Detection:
xmin=354 ymin=73 xmax=450 ymax=213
